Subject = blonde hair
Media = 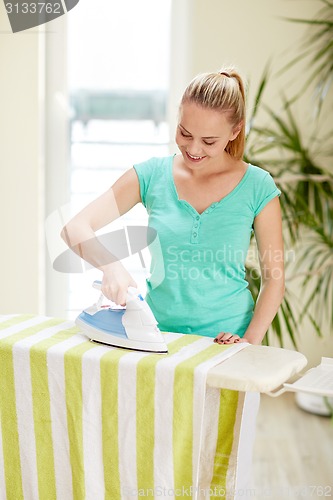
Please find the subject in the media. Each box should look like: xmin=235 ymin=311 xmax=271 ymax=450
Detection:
xmin=181 ymin=67 xmax=246 ymax=160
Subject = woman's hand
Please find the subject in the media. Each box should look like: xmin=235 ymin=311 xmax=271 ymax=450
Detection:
xmin=214 ymin=332 xmax=248 ymax=344
xmin=61 ymin=169 xmax=142 ymax=306
xmin=101 ymin=262 xmax=137 ymax=306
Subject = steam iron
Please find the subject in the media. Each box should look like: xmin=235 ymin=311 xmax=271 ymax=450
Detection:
xmin=75 ymin=281 xmax=168 ymax=354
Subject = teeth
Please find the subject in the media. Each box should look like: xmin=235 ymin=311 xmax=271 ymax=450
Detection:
xmin=187 ymin=152 xmax=204 ymax=160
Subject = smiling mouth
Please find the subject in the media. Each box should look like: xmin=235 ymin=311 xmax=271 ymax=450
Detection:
xmin=186 ymin=152 xmax=206 ymax=161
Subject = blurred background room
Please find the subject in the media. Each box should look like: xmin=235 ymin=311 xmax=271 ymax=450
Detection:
xmin=0 ymin=0 xmax=332 ymax=497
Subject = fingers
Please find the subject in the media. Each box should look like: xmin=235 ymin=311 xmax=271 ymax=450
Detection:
xmin=101 ymin=278 xmax=138 ymax=306
xmin=101 ymin=285 xmax=126 ymax=306
xmin=100 ymin=282 xmax=118 ymax=304
xmin=214 ymin=332 xmax=241 ymax=344
xmin=116 ymin=290 xmax=127 ymax=307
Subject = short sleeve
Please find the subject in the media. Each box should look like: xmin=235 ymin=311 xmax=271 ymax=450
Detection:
xmin=254 ymin=173 xmax=281 ymax=217
xmin=133 ymin=158 xmax=156 ymax=208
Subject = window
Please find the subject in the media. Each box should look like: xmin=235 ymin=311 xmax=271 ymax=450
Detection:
xmin=66 ymin=0 xmax=171 ymax=317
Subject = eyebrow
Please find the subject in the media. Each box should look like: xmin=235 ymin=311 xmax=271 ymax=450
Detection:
xmin=179 ymin=124 xmax=219 ymax=139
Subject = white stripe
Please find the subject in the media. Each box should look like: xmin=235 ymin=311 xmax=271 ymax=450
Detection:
xmin=0 ymin=414 xmax=6 ymax=500
xmin=0 ymin=313 xmax=29 ymax=323
xmin=47 ymin=334 xmax=87 ymax=500
xmin=12 ymin=321 xmax=72 ymax=500
xmin=193 ymin=366 xmax=221 ymax=497
xmin=82 ymin=346 xmax=107 ymax=500
xmin=163 ymin=332 xmax=184 ymax=344
xmin=197 ymin=387 xmax=221 ymax=497
xmin=233 ymin=392 xmax=260 ymax=500
xmin=0 ymin=316 xmax=50 ymax=339
xmin=225 ymin=393 xmax=244 ymax=499
xmin=170 ymin=337 xmax=215 ymax=359
xmin=0 ymin=314 xmax=20 ymax=323
xmin=117 ymin=351 xmax=149 ymax=496
xmin=14 ymin=321 xmax=74 ymax=349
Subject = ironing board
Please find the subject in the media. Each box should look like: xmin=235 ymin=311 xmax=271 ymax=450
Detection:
xmin=0 ymin=314 xmax=308 ymax=500
xmin=207 ymin=344 xmax=308 ymax=395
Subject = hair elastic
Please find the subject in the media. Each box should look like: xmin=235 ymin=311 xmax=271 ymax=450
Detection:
xmin=220 ymin=71 xmax=231 ymax=78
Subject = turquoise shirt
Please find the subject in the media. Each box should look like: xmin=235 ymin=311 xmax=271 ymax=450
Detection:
xmin=133 ymin=155 xmax=281 ymax=337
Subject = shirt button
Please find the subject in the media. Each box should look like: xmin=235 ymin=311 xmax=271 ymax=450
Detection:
xmin=193 ymin=232 xmax=197 ymax=237
xmin=196 ymin=216 xmax=200 ymax=220
xmin=194 ymin=223 xmax=198 ymax=228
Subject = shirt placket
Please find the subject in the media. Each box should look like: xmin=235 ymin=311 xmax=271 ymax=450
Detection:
xmin=180 ymin=201 xmax=219 ymax=244
xmin=191 ymin=214 xmax=201 ymax=244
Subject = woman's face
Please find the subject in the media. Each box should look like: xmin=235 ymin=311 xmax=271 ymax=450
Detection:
xmin=175 ymin=101 xmax=240 ymax=171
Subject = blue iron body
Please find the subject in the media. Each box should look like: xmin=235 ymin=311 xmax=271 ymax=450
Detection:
xmin=75 ymin=282 xmax=168 ymax=354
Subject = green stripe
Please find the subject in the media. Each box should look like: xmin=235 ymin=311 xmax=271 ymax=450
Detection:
xmin=0 ymin=336 xmax=24 ymax=499
xmin=210 ymin=389 xmax=239 ymax=497
xmin=0 ymin=318 xmax=65 ymax=500
xmin=100 ymin=349 xmax=130 ymax=499
xmin=165 ymin=334 xmax=204 ymax=351
xmin=173 ymin=343 xmax=231 ymax=493
xmin=64 ymin=341 xmax=97 ymax=500
xmin=135 ymin=335 xmax=195 ymax=495
xmin=30 ymin=326 xmax=79 ymax=500
xmin=0 ymin=318 xmax=64 ymax=345
xmin=0 ymin=314 xmax=35 ymax=330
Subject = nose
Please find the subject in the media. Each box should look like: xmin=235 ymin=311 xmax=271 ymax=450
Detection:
xmin=187 ymin=139 xmax=204 ymax=156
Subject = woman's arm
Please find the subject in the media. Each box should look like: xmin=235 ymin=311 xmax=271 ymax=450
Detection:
xmin=242 ymin=196 xmax=285 ymax=344
xmin=215 ymin=196 xmax=285 ymax=345
xmin=61 ymin=167 xmax=142 ymax=305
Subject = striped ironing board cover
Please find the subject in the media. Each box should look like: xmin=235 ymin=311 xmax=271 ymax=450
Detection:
xmin=0 ymin=314 xmax=254 ymax=500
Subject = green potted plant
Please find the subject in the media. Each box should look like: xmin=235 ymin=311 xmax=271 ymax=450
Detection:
xmin=244 ymin=0 xmax=333 ymax=416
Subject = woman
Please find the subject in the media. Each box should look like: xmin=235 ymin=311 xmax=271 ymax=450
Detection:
xmin=62 ymin=67 xmax=284 ymax=346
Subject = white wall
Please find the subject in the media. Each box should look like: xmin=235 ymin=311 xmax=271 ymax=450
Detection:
xmin=43 ymin=18 xmax=70 ymax=318
xmin=0 ymin=10 xmax=69 ymax=316
xmin=169 ymin=0 xmax=321 ymax=138
xmin=0 ymin=11 xmax=44 ymax=314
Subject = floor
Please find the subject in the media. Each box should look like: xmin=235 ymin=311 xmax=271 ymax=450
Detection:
xmin=252 ymin=392 xmax=333 ymax=499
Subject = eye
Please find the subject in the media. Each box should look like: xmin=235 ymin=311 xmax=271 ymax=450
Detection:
xmin=203 ymin=140 xmax=216 ymax=146
xmin=179 ymin=129 xmax=191 ymax=138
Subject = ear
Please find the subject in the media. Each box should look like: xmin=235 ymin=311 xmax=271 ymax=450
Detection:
xmin=230 ymin=121 xmax=243 ymax=141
